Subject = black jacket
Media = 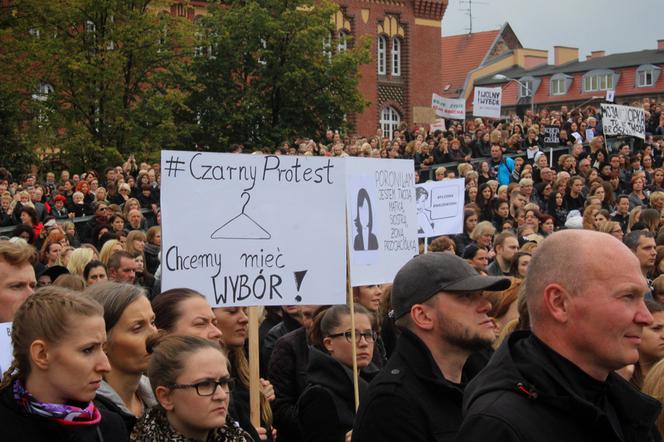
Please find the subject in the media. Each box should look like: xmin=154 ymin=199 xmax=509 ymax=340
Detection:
xmin=351 ymin=329 xmax=465 ymax=442
xmin=261 ymin=314 xmax=302 ymax=376
xmin=456 ymin=331 xmax=662 ymax=442
xmin=267 ymin=327 xmax=310 ymax=442
xmin=298 ymin=348 xmax=368 ymax=442
xmin=0 ymin=385 xmax=128 ymax=442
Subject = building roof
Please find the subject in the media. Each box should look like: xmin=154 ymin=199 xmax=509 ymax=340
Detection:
xmin=441 ymin=29 xmax=501 ymax=96
xmin=475 ymin=48 xmax=664 ymax=85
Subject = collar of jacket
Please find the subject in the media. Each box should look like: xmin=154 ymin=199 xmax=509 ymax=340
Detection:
xmin=472 ymin=331 xmax=661 ymax=434
xmin=395 ymin=329 xmax=465 ymax=393
xmin=306 ymin=347 xmax=368 ymax=401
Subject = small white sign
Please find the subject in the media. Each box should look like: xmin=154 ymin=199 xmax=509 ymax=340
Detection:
xmin=432 ymin=94 xmax=466 ymax=120
xmin=415 ymin=178 xmax=465 ymax=238
xmin=473 ymin=87 xmax=502 ymax=119
xmin=601 ymin=104 xmax=646 ymax=140
xmin=0 ymin=323 xmax=11 ymax=375
xmin=346 ymin=158 xmax=418 ymax=286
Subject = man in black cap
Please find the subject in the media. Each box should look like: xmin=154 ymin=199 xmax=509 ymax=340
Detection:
xmin=351 ymin=253 xmax=510 ymax=442
xmin=456 ymin=230 xmax=661 ymax=442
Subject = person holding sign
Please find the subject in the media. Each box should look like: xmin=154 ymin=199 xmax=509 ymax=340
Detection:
xmin=298 ymin=305 xmax=375 ymax=442
xmin=352 ymin=253 xmax=510 ymax=442
xmin=130 ymin=335 xmax=252 ymax=442
xmin=0 ymin=287 xmax=127 ymax=441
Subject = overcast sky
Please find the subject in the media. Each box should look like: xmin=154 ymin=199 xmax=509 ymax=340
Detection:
xmin=442 ymin=0 xmax=664 ymax=63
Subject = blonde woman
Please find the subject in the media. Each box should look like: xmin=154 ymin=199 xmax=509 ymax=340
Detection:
xmin=67 ymin=247 xmax=95 ymax=276
xmin=99 ymin=239 xmax=124 ymax=267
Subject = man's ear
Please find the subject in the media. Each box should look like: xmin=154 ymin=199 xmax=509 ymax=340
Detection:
xmin=542 ymin=283 xmax=572 ymax=323
xmin=155 ymin=386 xmax=175 ymax=411
xmin=30 ymin=340 xmax=50 ymax=371
xmin=410 ymin=302 xmax=435 ymax=331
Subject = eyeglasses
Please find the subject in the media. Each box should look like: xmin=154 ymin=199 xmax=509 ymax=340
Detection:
xmin=328 ymin=330 xmax=377 ymax=343
xmin=169 ymin=377 xmax=234 ymax=396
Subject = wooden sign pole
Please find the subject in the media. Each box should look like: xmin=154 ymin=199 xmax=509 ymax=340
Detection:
xmin=248 ymin=306 xmax=261 ymax=429
xmin=346 ymin=217 xmax=360 ymax=411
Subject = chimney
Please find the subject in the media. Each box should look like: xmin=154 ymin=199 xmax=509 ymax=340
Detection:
xmin=587 ymin=50 xmax=606 ymax=60
xmin=553 ymin=46 xmax=578 ymax=66
xmin=658 ymin=39 xmax=664 ymax=50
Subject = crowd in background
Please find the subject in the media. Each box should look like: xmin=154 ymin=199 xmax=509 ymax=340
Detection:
xmin=1 ymin=95 xmax=664 ymax=441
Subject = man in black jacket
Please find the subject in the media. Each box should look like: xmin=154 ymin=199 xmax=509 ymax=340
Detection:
xmin=456 ymin=230 xmax=662 ymax=442
xmin=351 ymin=253 xmax=510 ymax=442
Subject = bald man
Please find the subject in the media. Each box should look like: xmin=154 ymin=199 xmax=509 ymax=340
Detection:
xmin=456 ymin=230 xmax=661 ymax=442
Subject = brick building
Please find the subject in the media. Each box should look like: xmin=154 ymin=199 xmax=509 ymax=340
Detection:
xmin=470 ymin=40 xmax=664 ymax=116
xmin=155 ymin=0 xmax=449 ymax=138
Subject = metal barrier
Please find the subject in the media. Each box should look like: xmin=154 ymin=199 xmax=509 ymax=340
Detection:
xmin=0 ymin=208 xmax=153 ymax=236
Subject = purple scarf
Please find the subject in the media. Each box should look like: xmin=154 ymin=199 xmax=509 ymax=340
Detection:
xmin=13 ymin=380 xmax=101 ymax=426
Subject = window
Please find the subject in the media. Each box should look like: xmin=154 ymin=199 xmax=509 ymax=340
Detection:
xmin=582 ymin=70 xmax=616 ymax=92
xmin=519 ymin=80 xmax=533 ymax=97
xmin=636 ymin=65 xmax=660 ymax=88
xmin=175 ymin=4 xmax=186 ymax=17
xmin=323 ymin=33 xmax=332 ymax=61
xmin=337 ymin=31 xmax=348 ymax=53
xmin=85 ymin=20 xmax=96 ymax=34
xmin=550 ymin=78 xmax=564 ymax=95
xmin=549 ymin=74 xmax=572 ymax=96
xmin=29 ymin=28 xmax=40 ymax=38
xmin=377 ymin=35 xmax=386 ymax=75
xmin=391 ymin=37 xmax=401 ymax=76
xmin=380 ymin=106 xmax=400 ymax=139
xmin=32 ymin=83 xmax=54 ymax=102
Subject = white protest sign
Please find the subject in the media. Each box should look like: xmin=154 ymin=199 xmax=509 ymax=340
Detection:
xmin=0 ymin=323 xmax=11 ymax=374
xmin=601 ymin=104 xmax=646 ymax=140
xmin=430 ymin=118 xmax=446 ymax=132
xmin=415 ymin=178 xmax=465 ymax=238
xmin=432 ymin=94 xmax=466 ymax=120
xmin=346 ymin=158 xmax=418 ymax=287
xmin=585 ymin=129 xmax=595 ymax=142
xmin=160 ymin=151 xmax=347 ymax=307
xmin=606 ymin=89 xmax=615 ymax=103
xmin=473 ymin=87 xmax=502 ymax=119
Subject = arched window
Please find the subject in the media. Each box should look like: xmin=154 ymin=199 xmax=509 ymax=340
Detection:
xmin=391 ymin=37 xmax=401 ymax=76
xmin=380 ymin=106 xmax=400 ymax=139
xmin=377 ymin=35 xmax=386 ymax=75
xmin=337 ymin=31 xmax=348 ymax=53
xmin=323 ymin=32 xmax=332 ymax=61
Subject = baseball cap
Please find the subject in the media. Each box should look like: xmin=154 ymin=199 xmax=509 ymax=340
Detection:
xmin=391 ymin=252 xmax=511 ymax=319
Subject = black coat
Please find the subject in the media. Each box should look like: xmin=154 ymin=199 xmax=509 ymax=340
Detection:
xmin=261 ymin=314 xmax=302 ymax=376
xmin=456 ymin=331 xmax=662 ymax=442
xmin=0 ymin=385 xmax=128 ymax=442
xmin=298 ymin=348 xmax=368 ymax=442
xmin=351 ymin=329 xmax=465 ymax=442
xmin=267 ymin=327 xmax=310 ymax=442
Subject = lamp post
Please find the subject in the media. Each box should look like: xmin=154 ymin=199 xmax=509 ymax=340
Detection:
xmin=493 ymin=73 xmax=535 ymax=116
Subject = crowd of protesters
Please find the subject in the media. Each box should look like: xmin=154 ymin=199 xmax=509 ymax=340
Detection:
xmin=1 ymin=96 xmax=664 ymax=442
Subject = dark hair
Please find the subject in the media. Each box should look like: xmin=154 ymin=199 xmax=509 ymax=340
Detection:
xmin=354 ymin=188 xmax=374 ymax=232
xmin=462 ymin=243 xmax=482 ymax=260
xmin=415 ymin=186 xmax=428 ymax=201
xmin=19 ymin=206 xmax=38 ymax=225
xmin=624 ymin=230 xmax=655 ymax=252
xmin=152 ymin=288 xmax=206 ymax=332
xmin=107 ymin=250 xmax=135 ymax=272
xmin=83 ymin=260 xmax=106 ymax=280
xmin=309 ymin=304 xmax=371 ymax=351
xmin=83 ymin=281 xmax=147 ymax=334
xmin=11 ymin=224 xmax=35 ymax=245
xmin=146 ymin=335 xmax=226 ymax=400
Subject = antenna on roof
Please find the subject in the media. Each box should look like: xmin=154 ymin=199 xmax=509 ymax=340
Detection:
xmin=459 ymin=0 xmax=488 ymax=34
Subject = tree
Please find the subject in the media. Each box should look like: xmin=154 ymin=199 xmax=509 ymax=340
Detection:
xmin=0 ymin=0 xmax=194 ymax=172
xmin=185 ymin=0 xmax=370 ymax=150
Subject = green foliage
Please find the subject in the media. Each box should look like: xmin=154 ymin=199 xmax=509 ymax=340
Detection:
xmin=185 ymin=0 xmax=370 ymax=150
xmin=0 ymin=0 xmax=194 ymax=171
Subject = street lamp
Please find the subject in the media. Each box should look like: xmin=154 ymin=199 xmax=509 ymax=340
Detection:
xmin=492 ymin=73 xmax=534 ymax=115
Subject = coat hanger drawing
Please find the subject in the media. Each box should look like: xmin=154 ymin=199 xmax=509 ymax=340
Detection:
xmin=211 ymin=191 xmax=271 ymax=240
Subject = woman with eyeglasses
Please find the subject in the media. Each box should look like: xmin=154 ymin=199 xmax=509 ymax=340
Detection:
xmin=297 ymin=304 xmax=375 ymax=442
xmin=130 ymin=335 xmax=251 ymax=441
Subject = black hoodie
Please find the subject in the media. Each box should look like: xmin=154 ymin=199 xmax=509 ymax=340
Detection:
xmin=456 ymin=331 xmax=662 ymax=442
xmin=297 ymin=347 xmax=369 ymax=442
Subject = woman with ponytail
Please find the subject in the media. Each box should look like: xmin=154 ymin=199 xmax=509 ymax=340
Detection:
xmin=214 ymin=307 xmax=274 ymax=441
xmin=0 ymin=287 xmax=127 ymax=441
xmin=297 ymin=304 xmax=376 ymax=442
xmin=130 ymin=335 xmax=251 ymax=441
